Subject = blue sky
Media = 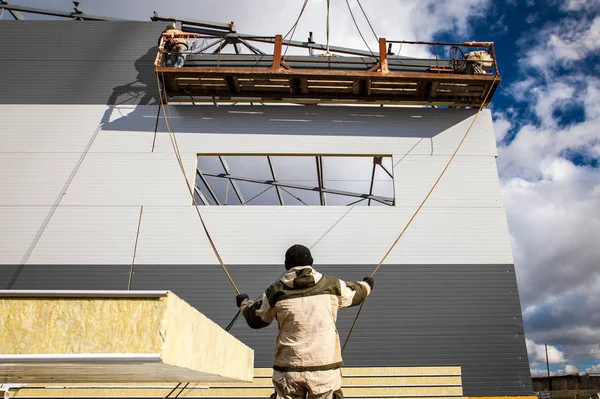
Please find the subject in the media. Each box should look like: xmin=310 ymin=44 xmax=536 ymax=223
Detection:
xmin=3 ymin=0 xmax=599 ymax=377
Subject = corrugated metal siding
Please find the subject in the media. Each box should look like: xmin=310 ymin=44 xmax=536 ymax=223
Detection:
xmin=393 ymin=155 xmax=505 ymax=209
xmin=0 ymin=104 xmax=511 ymax=264
xmin=0 ymin=22 xmax=163 ymax=104
xmin=0 ymin=263 xmax=532 ymax=396
xmin=0 ymin=21 xmax=529 ymax=397
xmin=132 ymin=206 xmax=513 ymax=265
xmin=0 ymin=206 xmax=52 ymax=264
xmin=22 ymin=206 xmax=141 ymax=264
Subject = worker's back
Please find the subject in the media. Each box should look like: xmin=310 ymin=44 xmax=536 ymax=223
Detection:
xmin=238 ymin=244 xmax=373 ymax=399
xmin=268 ymin=269 xmax=344 ymax=370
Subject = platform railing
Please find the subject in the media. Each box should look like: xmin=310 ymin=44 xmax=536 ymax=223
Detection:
xmin=155 ymin=33 xmax=499 ymax=77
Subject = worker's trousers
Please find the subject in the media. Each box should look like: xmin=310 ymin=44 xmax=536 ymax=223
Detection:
xmin=272 ymin=369 xmax=343 ymax=399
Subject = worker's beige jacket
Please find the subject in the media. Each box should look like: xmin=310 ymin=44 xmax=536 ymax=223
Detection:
xmin=241 ymin=266 xmax=371 ymax=372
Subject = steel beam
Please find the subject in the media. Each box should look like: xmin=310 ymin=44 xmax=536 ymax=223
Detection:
xmin=267 ymin=156 xmax=284 ymax=205
xmin=379 ymin=162 xmax=394 ymax=179
xmin=202 ymin=172 xmax=394 ymax=205
xmin=0 ymin=3 xmax=126 ymax=20
xmin=316 ymin=156 xmax=326 ymax=206
xmin=238 ymin=35 xmax=375 ymax=57
xmin=195 ymin=169 xmax=221 ymax=205
xmin=367 ymin=158 xmax=377 ymax=206
xmin=237 ymin=38 xmax=266 ymax=55
xmin=0 ymin=0 xmax=24 ymax=20
xmin=218 ymin=156 xmax=245 ymax=204
xmin=151 ymin=12 xmax=234 ymax=32
xmin=193 ymin=187 xmax=209 ymax=205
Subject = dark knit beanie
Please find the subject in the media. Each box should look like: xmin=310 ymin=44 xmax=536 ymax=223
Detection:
xmin=284 ymin=244 xmax=313 ymax=270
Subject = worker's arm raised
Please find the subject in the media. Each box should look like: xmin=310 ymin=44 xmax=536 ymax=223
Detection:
xmin=338 ymin=277 xmax=373 ymax=309
xmin=238 ymin=292 xmax=276 ymax=329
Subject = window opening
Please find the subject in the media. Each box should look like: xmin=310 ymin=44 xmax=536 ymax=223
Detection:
xmin=195 ymin=155 xmax=394 ymax=206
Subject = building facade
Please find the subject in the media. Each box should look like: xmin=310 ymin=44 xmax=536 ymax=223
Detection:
xmin=0 ymin=21 xmax=531 ymax=397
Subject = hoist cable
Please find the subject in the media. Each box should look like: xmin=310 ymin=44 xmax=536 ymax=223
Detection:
xmin=155 ymin=72 xmax=240 ymax=296
xmin=283 ymin=0 xmax=310 ymax=57
xmin=341 ymin=80 xmax=498 ymax=353
xmin=326 ymin=0 xmax=331 ymax=54
xmin=356 ymin=0 xmax=378 ymax=41
xmin=345 ymin=0 xmax=375 ymax=57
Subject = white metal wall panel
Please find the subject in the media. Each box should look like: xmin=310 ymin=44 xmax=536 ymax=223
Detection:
xmin=132 ymin=207 xmax=218 ymax=264
xmin=0 ymin=105 xmax=104 ymax=153
xmin=393 ymin=155 xmax=504 ymax=209
xmin=23 ymin=206 xmax=141 ymax=264
xmin=134 ymin=206 xmax=513 ymax=265
xmin=90 ymin=105 xmax=158 ymax=153
xmin=58 ymin=153 xmax=195 ymax=206
xmin=0 ymin=104 xmax=510 ymax=265
xmin=151 ymin=106 xmax=497 ymax=157
xmin=0 ymin=153 xmax=83 ymax=206
xmin=0 ymin=206 xmax=51 ymax=264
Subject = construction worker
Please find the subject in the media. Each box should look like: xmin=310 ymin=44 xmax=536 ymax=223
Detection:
xmin=160 ymin=23 xmax=188 ymax=68
xmin=236 ymin=244 xmax=374 ymax=399
xmin=465 ymin=50 xmax=493 ymax=74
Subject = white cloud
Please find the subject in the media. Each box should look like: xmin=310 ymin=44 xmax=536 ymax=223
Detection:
xmin=565 ymin=364 xmax=578 ymax=374
xmin=15 ymin=0 xmax=490 ymax=58
xmin=586 ymin=363 xmax=600 ymax=373
xmin=526 ymin=338 xmax=567 ymax=363
xmin=497 ymin=3 xmax=600 ymax=367
xmin=561 ymin=0 xmax=600 ymax=12
xmin=523 ymin=16 xmax=600 ymax=72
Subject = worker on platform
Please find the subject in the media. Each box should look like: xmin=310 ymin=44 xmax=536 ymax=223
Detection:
xmin=236 ymin=244 xmax=374 ymax=399
xmin=160 ymin=23 xmax=188 ymax=68
xmin=465 ymin=50 xmax=493 ymax=74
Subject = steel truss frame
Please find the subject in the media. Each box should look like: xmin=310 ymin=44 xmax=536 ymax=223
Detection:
xmin=195 ymin=155 xmax=395 ymax=207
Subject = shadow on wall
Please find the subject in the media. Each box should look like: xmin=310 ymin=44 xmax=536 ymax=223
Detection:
xmin=100 ymin=47 xmax=478 ymax=138
xmin=100 ymin=46 xmax=161 ymax=127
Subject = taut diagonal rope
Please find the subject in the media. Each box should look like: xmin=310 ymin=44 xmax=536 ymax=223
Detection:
xmin=341 ymin=80 xmax=498 ymax=353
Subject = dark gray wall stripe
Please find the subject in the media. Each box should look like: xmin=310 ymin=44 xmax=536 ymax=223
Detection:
xmin=0 ymin=21 xmax=163 ymax=104
xmin=1 ymin=264 xmax=532 ymax=396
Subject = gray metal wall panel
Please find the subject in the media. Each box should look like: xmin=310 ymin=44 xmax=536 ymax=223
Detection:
xmin=0 ymin=21 xmax=163 ymax=104
xmin=128 ymin=263 xmax=530 ymax=396
xmin=1 ymin=263 xmax=531 ymax=395
xmin=0 ymin=265 xmax=129 ymax=290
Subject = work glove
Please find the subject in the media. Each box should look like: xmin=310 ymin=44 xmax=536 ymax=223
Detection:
xmin=236 ymin=293 xmax=249 ymax=308
xmin=363 ymin=276 xmax=374 ymax=290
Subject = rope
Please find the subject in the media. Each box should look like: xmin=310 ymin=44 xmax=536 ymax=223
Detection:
xmin=326 ymin=0 xmax=331 ymax=54
xmin=356 ymin=0 xmax=378 ymax=41
xmin=345 ymin=0 xmax=375 ymax=57
xmin=341 ymin=80 xmax=498 ymax=353
xmin=155 ymin=72 xmax=240 ymax=295
xmin=283 ymin=0 xmax=310 ymax=57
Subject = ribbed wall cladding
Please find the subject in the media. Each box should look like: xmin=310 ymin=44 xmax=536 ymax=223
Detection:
xmin=0 ymin=21 xmax=163 ymax=104
xmin=0 ymin=20 xmax=531 ymax=398
xmin=1 ymin=263 xmax=532 ymax=397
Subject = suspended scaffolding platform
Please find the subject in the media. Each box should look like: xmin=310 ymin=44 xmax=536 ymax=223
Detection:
xmin=155 ymin=33 xmax=501 ymax=107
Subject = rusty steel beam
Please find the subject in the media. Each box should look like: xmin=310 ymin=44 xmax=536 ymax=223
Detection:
xmin=157 ymin=66 xmax=499 ymax=83
xmin=378 ymin=38 xmax=388 ymax=73
xmin=271 ymin=34 xmax=283 ymax=70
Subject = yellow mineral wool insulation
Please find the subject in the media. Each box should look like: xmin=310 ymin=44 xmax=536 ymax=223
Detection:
xmin=0 ymin=291 xmax=254 ymax=383
xmin=7 ymin=366 xmax=463 ymax=397
xmin=160 ymin=290 xmax=254 ymax=382
xmin=0 ymin=298 xmax=165 ymax=354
